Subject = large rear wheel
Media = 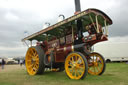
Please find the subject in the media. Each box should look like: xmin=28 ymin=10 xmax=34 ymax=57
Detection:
xmin=65 ymin=52 xmax=88 ymax=80
xmin=88 ymin=52 xmax=106 ymax=75
xmin=25 ymin=46 xmax=45 ymax=75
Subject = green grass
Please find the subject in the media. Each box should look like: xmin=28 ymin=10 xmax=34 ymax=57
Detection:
xmin=0 ymin=63 xmax=128 ymax=85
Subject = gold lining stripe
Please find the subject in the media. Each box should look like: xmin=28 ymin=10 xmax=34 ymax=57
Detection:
xmin=72 ymin=45 xmax=74 ymax=52
xmin=57 ymin=49 xmax=60 ymax=51
xmin=64 ymin=47 xmax=66 ymax=52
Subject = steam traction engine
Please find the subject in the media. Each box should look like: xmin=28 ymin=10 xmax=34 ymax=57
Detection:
xmin=22 ymin=0 xmax=112 ymax=79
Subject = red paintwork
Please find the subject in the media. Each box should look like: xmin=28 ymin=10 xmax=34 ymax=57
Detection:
xmin=55 ymin=44 xmax=72 ymax=62
xmin=89 ymin=35 xmax=108 ymax=46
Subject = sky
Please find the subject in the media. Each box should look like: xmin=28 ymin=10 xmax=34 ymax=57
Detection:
xmin=0 ymin=0 xmax=128 ymax=57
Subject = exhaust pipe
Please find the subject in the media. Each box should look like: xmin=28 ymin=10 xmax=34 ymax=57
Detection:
xmin=74 ymin=0 xmax=83 ymax=41
xmin=74 ymin=0 xmax=81 ymax=14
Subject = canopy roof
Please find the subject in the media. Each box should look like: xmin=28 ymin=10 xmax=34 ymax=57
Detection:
xmin=22 ymin=8 xmax=112 ymax=42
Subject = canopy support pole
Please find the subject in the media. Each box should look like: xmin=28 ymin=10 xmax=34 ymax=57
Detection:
xmin=46 ymin=34 xmax=48 ymax=42
xmin=96 ymin=15 xmax=99 ymax=33
xmin=104 ymin=20 xmax=108 ymax=35
xmin=24 ymin=41 xmax=29 ymax=47
xmin=89 ymin=15 xmax=97 ymax=32
xmin=30 ymin=41 xmax=32 ymax=47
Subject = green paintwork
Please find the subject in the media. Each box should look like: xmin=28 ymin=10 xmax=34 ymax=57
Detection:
xmin=22 ymin=8 xmax=112 ymax=42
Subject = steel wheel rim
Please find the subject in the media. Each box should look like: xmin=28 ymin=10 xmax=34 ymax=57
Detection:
xmin=26 ymin=47 xmax=39 ymax=75
xmin=65 ymin=53 xmax=85 ymax=79
xmin=88 ymin=53 xmax=104 ymax=75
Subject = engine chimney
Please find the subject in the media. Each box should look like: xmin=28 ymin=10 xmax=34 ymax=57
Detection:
xmin=74 ymin=0 xmax=81 ymax=14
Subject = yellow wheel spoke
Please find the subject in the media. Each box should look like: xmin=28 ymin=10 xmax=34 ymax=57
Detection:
xmin=35 ymin=62 xmax=39 ymax=65
xmin=31 ymin=50 xmax=34 ymax=55
xmin=71 ymin=67 xmax=74 ymax=73
xmin=75 ymin=56 xmax=77 ymax=61
xmin=34 ymin=64 xmax=38 ymax=69
xmin=77 ymin=58 xmax=80 ymax=62
xmin=93 ymin=66 xmax=96 ymax=74
xmin=74 ymin=69 xmax=77 ymax=78
xmin=76 ymin=70 xmax=80 ymax=77
xmin=27 ymin=60 xmax=31 ymax=62
xmin=72 ymin=57 xmax=74 ymax=62
xmin=79 ymin=69 xmax=84 ymax=73
xmin=33 ymin=52 xmax=37 ymax=56
xmin=35 ymin=54 xmax=38 ymax=58
xmin=79 ymin=66 xmax=84 ymax=69
xmin=96 ymin=66 xmax=100 ymax=72
xmin=36 ymin=58 xmax=39 ymax=61
xmin=77 ymin=58 xmax=82 ymax=65
xmin=68 ymin=64 xmax=73 ymax=67
xmin=28 ymin=64 xmax=33 ymax=69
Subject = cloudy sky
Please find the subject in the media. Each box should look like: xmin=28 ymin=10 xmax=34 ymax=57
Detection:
xmin=0 ymin=0 xmax=128 ymax=57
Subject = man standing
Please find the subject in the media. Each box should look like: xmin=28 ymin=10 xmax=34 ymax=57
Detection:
xmin=20 ymin=59 xmax=23 ymax=66
xmin=1 ymin=59 xmax=5 ymax=69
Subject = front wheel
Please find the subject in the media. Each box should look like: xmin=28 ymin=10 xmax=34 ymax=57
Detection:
xmin=65 ymin=52 xmax=88 ymax=80
xmin=88 ymin=52 xmax=106 ymax=75
xmin=25 ymin=46 xmax=45 ymax=75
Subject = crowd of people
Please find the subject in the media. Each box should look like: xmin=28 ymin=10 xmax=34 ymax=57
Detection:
xmin=0 ymin=59 xmax=25 ymax=70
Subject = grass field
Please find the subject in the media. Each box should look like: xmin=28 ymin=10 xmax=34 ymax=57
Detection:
xmin=0 ymin=63 xmax=128 ymax=85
